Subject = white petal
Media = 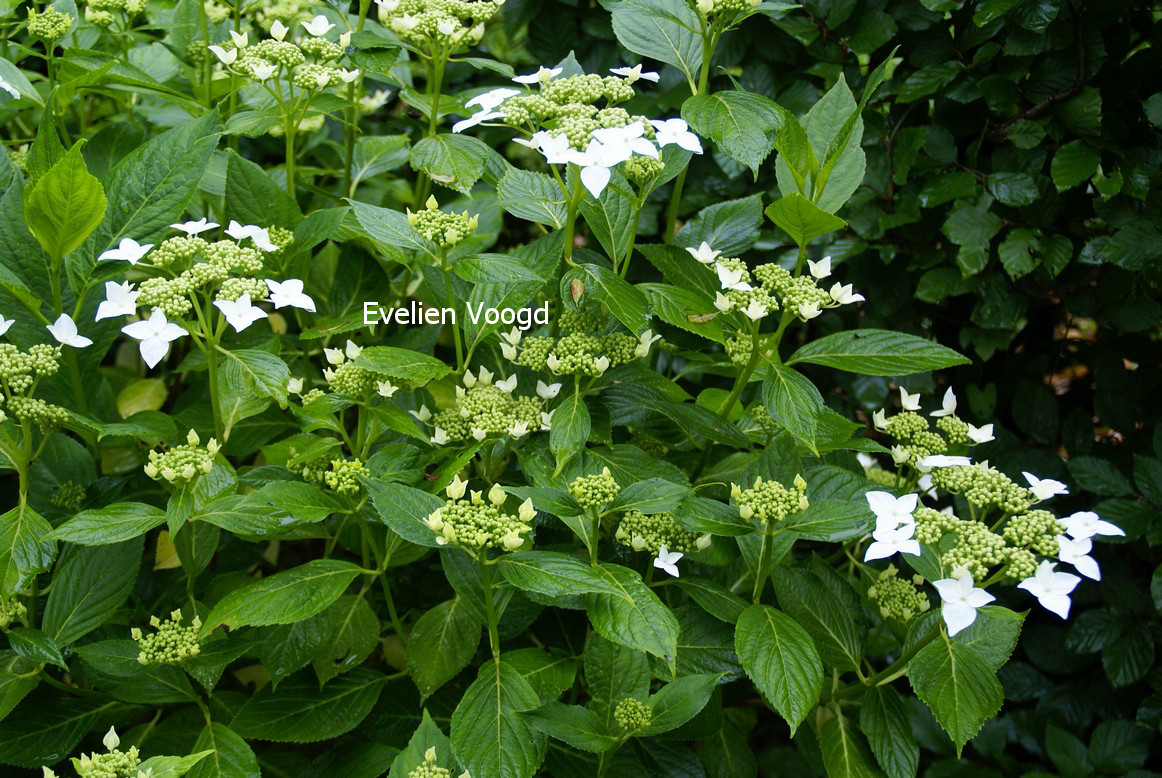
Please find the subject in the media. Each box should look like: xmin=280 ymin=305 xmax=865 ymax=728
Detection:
xmin=579 ymin=165 xmax=611 ymax=198
xmin=942 ymin=601 xmax=978 ymax=636
xmin=139 ymin=337 xmax=170 ymax=368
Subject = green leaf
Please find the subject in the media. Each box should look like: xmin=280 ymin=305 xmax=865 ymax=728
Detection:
xmin=451 ymin=660 xmax=546 ymax=778
xmin=640 ymin=673 xmax=721 ymax=736
xmin=0 ymin=58 xmax=43 ymax=106
xmin=606 ymin=478 xmax=692 ymax=514
xmin=0 ymin=652 xmax=40 ymax=724
xmin=136 ymin=752 xmax=215 ymax=778
xmin=390 ymin=710 xmax=455 ymax=777
xmin=787 ymin=329 xmax=970 ymax=375
xmin=349 ymin=134 xmax=411 ymax=189
xmin=202 ymin=559 xmax=363 ymax=633
xmin=675 ymin=194 xmax=764 ymax=257
xmin=563 ymin=263 xmax=650 ymax=334
xmin=640 ymin=283 xmax=724 ymax=343
xmin=504 ymin=648 xmax=578 ymax=705
xmin=218 ymin=348 xmax=290 ymax=404
xmin=0 ymin=694 xmax=109 ymax=769
xmin=584 ymin=564 xmax=679 ymax=661
xmin=987 ymin=172 xmax=1038 ymax=207
xmin=312 ymin=594 xmax=381 ymax=685
xmin=42 ymin=538 xmax=142 ymax=646
xmin=673 ymin=495 xmax=752 ymax=537
xmin=764 ymin=193 xmax=846 ymax=247
xmin=683 ymin=91 xmax=781 ymax=176
xmin=6 ymin=628 xmax=66 ymax=669
xmin=585 ymin=633 xmax=650 ymax=729
xmin=225 ymin=149 xmax=301 ymax=228
xmin=771 ymin=567 xmax=862 ymax=671
xmin=73 ymin=639 xmax=198 ymax=704
xmin=523 ymin=703 xmax=620 ymax=752
xmin=603 ymin=0 xmax=702 ymax=90
xmin=347 ymin=198 xmax=438 ymax=261
xmin=762 ymin=363 xmax=824 ymax=452
xmin=496 ymin=167 xmax=567 ymax=228
xmin=820 ymin=711 xmax=883 ymax=778
xmin=0 ymin=504 xmax=55 ymax=597
xmin=549 ymin=386 xmax=591 ymax=473
xmin=734 ymin=604 xmax=823 ymax=735
xmin=230 ymin=668 xmax=387 ymax=742
xmin=1067 ymin=456 xmax=1132 ymax=496
xmin=859 ymin=686 xmax=918 ymax=778
xmin=455 ymin=252 xmax=547 ymax=284
xmin=579 ymin=171 xmax=637 ymax=264
xmin=410 ymin=134 xmax=489 ymax=194
xmin=363 ymin=478 xmax=446 ymax=547
xmin=50 ymin=502 xmax=165 ymax=545
xmin=23 ymin=142 xmax=106 ymax=261
xmin=239 ymin=481 xmax=343 ymax=522
xmin=498 ymin=551 xmax=627 ymax=598
xmin=675 ymin=578 xmax=750 ymax=624
xmin=908 ymin=638 xmax=1003 ymax=753
xmin=352 ymin=345 xmax=452 ymax=384
xmin=406 ymin=598 xmax=482 ymax=697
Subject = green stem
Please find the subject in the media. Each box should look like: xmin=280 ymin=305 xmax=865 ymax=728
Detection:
xmin=480 ymin=556 xmax=500 ymax=662
xmin=285 ymin=124 xmax=297 ymax=199
xmin=751 ymin=525 xmax=773 ymax=603
xmin=341 ymin=0 xmax=373 ymax=197
xmin=619 ymin=204 xmax=642 ymax=278
xmin=826 ymin=622 xmax=942 ymax=702
xmin=588 ymin=507 xmax=601 ymax=566
xmin=441 ymin=263 xmax=464 ymax=372
xmin=563 ymin=171 xmax=584 ymax=265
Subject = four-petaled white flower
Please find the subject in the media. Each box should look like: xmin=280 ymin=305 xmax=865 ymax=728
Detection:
xmin=610 ymin=64 xmax=660 ymax=83
xmin=540 ymin=411 xmax=553 ymax=430
xmin=686 ymin=242 xmax=720 ymax=264
xmin=229 ymin=30 xmax=248 ymax=49
xmin=918 ymin=454 xmax=972 ymax=471
xmin=214 ymin=294 xmax=268 ymax=332
xmin=715 ymin=263 xmax=751 ymax=291
xmin=225 ymin=220 xmax=278 ymax=251
xmin=653 ymin=545 xmax=683 ymax=577
xmin=1023 ymin=471 xmax=1068 ymax=501
xmin=171 ymin=218 xmax=218 ymax=235
xmin=121 ymin=309 xmax=187 ymax=368
xmin=1060 ymin=511 xmax=1124 ymax=540
xmin=345 ymin=340 xmax=362 ymax=360
xmin=453 ymin=87 xmax=521 ymax=132
xmin=635 ymin=329 xmax=662 ymax=357
xmin=872 ymin=408 xmax=888 ymax=430
xmin=377 ymin=380 xmax=397 ymax=398
xmin=0 ymin=313 xmax=13 ymax=337
xmin=512 ymin=66 xmax=561 ymax=85
xmin=99 ymin=237 xmax=153 ymax=264
xmin=930 ymin=387 xmax=957 ymax=418
xmin=265 ymin=278 xmax=316 ymax=312
xmin=574 ymin=124 xmax=657 ymax=198
xmin=864 ymin=524 xmax=921 ymax=561
xmin=95 ymin=281 xmax=139 ymax=321
xmin=714 ymin=292 xmax=734 ymax=312
xmin=437 ymin=19 xmax=457 ymax=36
xmin=829 ymin=282 xmax=864 ymax=305
xmin=336 ymin=68 xmax=361 ymax=84
xmin=1017 ymin=560 xmax=1080 ymax=618
xmin=899 ymin=387 xmax=921 ymax=411
xmin=594 ymin=356 xmax=610 ymax=375
xmin=741 ymin=300 xmax=767 ymax=321
xmin=411 ymin=404 xmax=431 ymax=422
xmin=807 ymin=256 xmax=831 ymax=279
xmin=507 ymin=420 xmax=529 ymax=438
xmin=288 ymin=377 xmax=304 ymax=394
xmin=431 ymin=427 xmax=449 ymax=445
xmin=208 ymin=45 xmax=237 ymax=66
xmin=650 ymin=118 xmax=703 ymax=153
xmin=251 ymin=62 xmax=276 ymax=81
xmin=446 ymin=474 xmax=467 ymax=499
xmin=1056 ymin=535 xmax=1100 ymax=580
xmin=270 ymin=20 xmax=289 ymax=41
xmin=47 ymin=313 xmax=93 ymax=348
xmin=932 ymin=567 xmax=994 ymax=636
xmin=536 ymin=380 xmax=561 ymax=400
xmin=891 ymin=446 xmax=910 ymax=465
xmin=967 ymin=423 xmax=994 ymax=444
xmin=495 ymin=375 xmax=518 ymax=393
xmin=301 ymin=15 xmax=335 ymax=36
xmin=798 ymin=302 xmax=821 ymax=320
xmin=471 ymin=427 xmax=487 ymax=441
xmin=866 ymin=491 xmax=917 ymax=529
xmin=324 ymin=347 xmax=345 ymax=365
xmin=546 ymin=354 xmax=561 ymax=373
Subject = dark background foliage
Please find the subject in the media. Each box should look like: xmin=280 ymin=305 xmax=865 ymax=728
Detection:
xmin=509 ymin=0 xmax=1162 ymax=773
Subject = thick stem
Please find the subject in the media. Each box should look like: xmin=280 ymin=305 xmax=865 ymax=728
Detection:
xmin=480 ymin=557 xmax=500 ymax=662
xmin=751 ymin=525 xmax=773 ymax=603
xmin=441 ymin=263 xmax=464 ymax=372
xmin=826 ymin=622 xmax=942 ymax=702
xmin=563 ymin=172 xmax=584 ymax=265
xmin=588 ymin=507 xmax=601 ymax=566
xmin=285 ymin=125 xmax=297 ymax=199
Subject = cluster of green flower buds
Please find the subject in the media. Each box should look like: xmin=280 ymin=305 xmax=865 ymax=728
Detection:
xmin=423 ymin=367 xmax=544 ymax=444
xmin=378 ymin=0 xmax=503 ymax=52
xmin=144 ymin=429 xmax=219 ymax=485
xmin=0 ymin=596 xmax=26 ymax=629
xmin=0 ymin=342 xmax=62 ymax=392
xmin=929 ymin=463 xmax=1034 ymax=515
xmin=323 ymin=459 xmax=370 ymax=496
xmin=7 ymin=396 xmax=70 ymax=434
xmin=615 ymin=511 xmax=709 ymax=554
xmin=407 ymin=196 xmax=479 ymax=247
xmin=569 ymin=468 xmax=620 ymax=511
xmin=426 ymin=477 xmax=535 ymax=551
xmin=67 ymin=727 xmax=140 ymax=778
xmin=732 ymin=475 xmax=808 ymax=527
xmin=84 ymin=0 xmax=146 ymax=28
xmin=132 ymin=610 xmax=202 ymax=665
xmin=505 ymin=311 xmax=642 ymax=377
xmin=255 ymin=0 xmax=315 ymax=31
xmin=613 ymin=697 xmax=652 ymax=731
xmin=694 ymin=0 xmax=761 ymax=24
xmin=407 ymin=747 xmax=455 ymax=778
xmin=867 ymin=564 xmax=931 ymax=621
xmin=28 ymin=6 xmax=74 ymax=41
xmin=499 ymin=74 xmax=646 ymax=151
xmin=1002 ymin=510 xmax=1064 ymax=556
xmin=880 ymin=412 xmax=948 ymax=462
xmin=51 ymin=480 xmax=87 ymax=512
xmin=914 ymin=505 xmax=1044 ymax=582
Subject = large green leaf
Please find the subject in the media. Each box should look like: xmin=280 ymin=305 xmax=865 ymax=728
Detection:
xmin=42 ymin=537 xmax=142 ymax=646
xmin=202 ymin=559 xmax=363 ymax=633
xmin=584 ymin=564 xmax=679 ymax=662
xmin=734 ymin=604 xmax=822 ymax=735
xmin=908 ymin=638 xmax=1003 ymax=753
xmin=859 ymin=686 xmax=918 ymax=778
xmin=683 ymin=91 xmax=781 ymax=176
xmin=407 ymin=598 xmax=482 ymax=698
xmin=762 ymin=363 xmax=824 ymax=453
xmin=0 ymin=504 xmax=55 ymax=598
xmin=410 ymin=133 xmax=489 ymax=194
xmin=230 ymin=668 xmax=387 ymax=742
xmin=787 ymin=329 xmax=970 ymax=375
xmin=603 ymin=0 xmax=702 ymax=90
xmin=451 ymin=660 xmax=546 ymax=778
xmin=498 ymin=551 xmax=627 ymax=598
xmin=50 ymin=502 xmax=165 ymax=545
xmin=23 ymin=142 xmax=106 ymax=261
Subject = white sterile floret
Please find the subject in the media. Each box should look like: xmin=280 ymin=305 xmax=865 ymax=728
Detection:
xmin=121 ymin=309 xmax=187 ymax=368
xmin=686 ymin=242 xmax=720 ymax=264
xmin=932 ymin=567 xmax=994 ymax=636
xmin=536 ymin=380 xmax=561 ymax=400
xmin=471 ymin=427 xmax=487 ymax=440
xmin=899 ymin=387 xmax=921 ymax=411
xmin=863 ymin=523 xmax=921 ymax=561
xmin=807 ymin=256 xmax=831 ymax=279
xmin=741 ymin=300 xmax=768 ymax=320
xmin=229 ymin=30 xmax=248 ymax=48
xmin=265 ymin=278 xmax=316 ymax=312
xmin=431 ymin=427 xmax=449 ymax=445
xmin=345 ymin=340 xmax=362 ymax=360
xmin=495 ymin=375 xmax=517 ymax=393
xmin=226 ymin=220 xmax=277 ymax=251
xmin=324 ymin=347 xmax=345 ymax=365
xmin=47 ymin=313 xmax=93 ymax=348
xmin=103 ymin=726 xmax=120 ymax=751
xmin=1017 ymin=560 xmax=1080 ymax=618
xmin=891 ymin=446 xmax=910 ymax=465
xmin=1060 ymin=510 xmax=1124 ymax=540
xmin=288 ymin=378 xmax=304 ymax=394
xmin=872 ymin=408 xmax=888 ymax=430
xmin=1023 ymin=472 xmax=1068 ymax=501
xmin=653 ymin=545 xmax=683 ymax=577
xmin=650 ymin=118 xmax=703 ymax=153
xmin=917 ymin=454 xmax=972 ymax=471
xmin=208 ymin=45 xmax=237 ymax=65
xmin=507 ymin=420 xmax=529 ymax=438
xmin=1056 ymin=535 xmax=1100 ymax=580
xmin=715 ymin=263 xmax=751 ymax=291
xmin=512 ymin=65 xmax=561 ymax=84
xmin=301 ymin=14 xmax=335 ymax=36
xmin=0 ymin=313 xmax=13 ymax=337
xmin=594 ymin=356 xmax=610 ymax=375
xmin=610 ymin=64 xmax=660 ymax=82
xmin=714 ymin=292 xmax=734 ymax=312
xmin=930 ymin=387 xmax=957 ymax=418
xmin=798 ymin=302 xmax=821 ymax=320
xmin=171 ymin=218 xmax=218 ymax=235
xmin=377 ymin=380 xmax=397 ymax=398
xmin=635 ymin=329 xmax=662 ymax=357
xmin=251 ymin=62 xmax=276 ymax=81
xmin=540 ymin=411 xmax=552 ymax=430
xmin=96 ymin=281 xmax=139 ymax=321
xmin=829 ymin=282 xmax=864 ymax=305
xmin=99 ymin=237 xmax=154 ymax=264
xmin=967 ymin=423 xmax=994 ymax=443
xmin=866 ymin=491 xmax=917 ymax=529
xmin=214 ymin=294 xmax=267 ymax=332
xmin=446 ymin=474 xmax=468 ymax=500
xmin=270 ymin=20 xmax=289 ymax=40
xmin=411 ymin=404 xmax=431 ymax=422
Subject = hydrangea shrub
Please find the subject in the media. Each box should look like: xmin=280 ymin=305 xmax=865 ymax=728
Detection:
xmin=0 ymin=0 xmax=1158 ymax=776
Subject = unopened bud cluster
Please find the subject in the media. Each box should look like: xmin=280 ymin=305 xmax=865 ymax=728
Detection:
xmin=507 ymin=310 xmax=638 ymax=377
xmin=71 ymin=727 xmax=140 ymax=778
xmin=51 ymin=481 xmax=87 ymax=512
xmin=0 ymin=596 xmax=26 ymax=628
xmin=132 ymin=610 xmax=202 ymax=664
xmin=425 ymin=479 xmax=535 ymax=551
xmin=323 ymin=459 xmax=370 ymax=496
xmin=378 ymin=0 xmax=503 ymax=51
xmin=882 ymin=412 xmax=949 ymax=462
xmin=613 ymin=697 xmax=652 ymax=731
xmin=501 ymin=74 xmax=650 ymax=151
xmin=28 ymin=7 xmax=74 ymax=41
xmin=914 ymin=504 xmax=1055 ymax=582
xmin=867 ymin=564 xmax=931 ymax=621
xmin=733 ymin=475 xmax=808 ymax=527
xmin=407 ymin=747 xmax=453 ymax=778
xmin=569 ymin=468 xmax=620 ymax=511
xmin=929 ymin=463 xmax=1033 ymax=515
xmin=0 ymin=343 xmax=67 ymax=433
xmin=615 ymin=510 xmax=707 ymax=554
xmin=84 ymin=0 xmax=146 ymax=28
xmin=407 ymin=196 xmax=478 ymax=247
xmin=144 ymin=429 xmax=219 ymax=485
